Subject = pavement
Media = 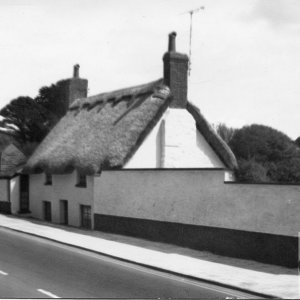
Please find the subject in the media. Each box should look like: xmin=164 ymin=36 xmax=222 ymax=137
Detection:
xmin=0 ymin=214 xmax=298 ymax=299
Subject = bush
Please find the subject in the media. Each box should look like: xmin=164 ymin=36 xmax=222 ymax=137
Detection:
xmin=229 ymin=124 xmax=300 ymax=183
xmin=235 ymin=159 xmax=269 ymax=182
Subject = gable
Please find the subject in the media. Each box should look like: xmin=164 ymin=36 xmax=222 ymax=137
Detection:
xmin=125 ymin=108 xmax=226 ymax=169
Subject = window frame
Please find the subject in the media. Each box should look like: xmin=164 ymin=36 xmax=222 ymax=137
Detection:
xmin=44 ymin=173 xmax=52 ymax=185
xmin=76 ymin=171 xmax=87 ymax=188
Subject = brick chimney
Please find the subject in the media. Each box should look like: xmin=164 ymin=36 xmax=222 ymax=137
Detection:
xmin=163 ymin=32 xmax=189 ymax=108
xmin=60 ymin=64 xmax=88 ymax=113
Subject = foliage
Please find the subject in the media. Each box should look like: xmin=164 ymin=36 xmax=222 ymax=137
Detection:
xmin=35 ymin=81 xmax=67 ymax=120
xmin=215 ymin=123 xmax=236 ymax=144
xmin=295 ymin=136 xmax=300 ymax=148
xmin=235 ymin=159 xmax=269 ymax=182
xmin=0 ymin=97 xmax=52 ymax=143
xmin=229 ymin=124 xmax=300 ymax=183
xmin=0 ymin=81 xmax=66 ymax=152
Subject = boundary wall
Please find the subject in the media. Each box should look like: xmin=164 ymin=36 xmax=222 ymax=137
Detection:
xmin=94 ymin=169 xmax=300 ymax=267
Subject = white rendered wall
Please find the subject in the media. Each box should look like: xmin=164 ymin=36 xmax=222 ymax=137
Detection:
xmin=125 ymin=108 xmax=225 ymax=169
xmin=94 ymin=170 xmax=300 ymax=237
xmin=163 ymin=109 xmax=224 ymax=168
xmin=0 ymin=180 xmax=8 ymax=202
xmin=29 ymin=172 xmax=94 ymax=228
xmin=124 ymin=120 xmax=163 ymax=168
xmin=10 ymin=176 xmax=20 ymax=214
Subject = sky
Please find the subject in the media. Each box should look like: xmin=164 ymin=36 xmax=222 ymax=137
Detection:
xmin=0 ymin=0 xmax=300 ymax=139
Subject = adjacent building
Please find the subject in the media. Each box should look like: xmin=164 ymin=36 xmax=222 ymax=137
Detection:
xmin=0 ymin=143 xmax=26 ymax=214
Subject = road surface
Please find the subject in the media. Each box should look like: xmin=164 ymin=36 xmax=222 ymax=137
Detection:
xmin=0 ymin=227 xmax=259 ymax=298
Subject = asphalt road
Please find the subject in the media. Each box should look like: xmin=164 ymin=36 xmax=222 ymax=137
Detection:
xmin=0 ymin=227 xmax=259 ymax=299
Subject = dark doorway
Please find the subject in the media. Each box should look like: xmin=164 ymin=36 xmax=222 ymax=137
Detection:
xmin=43 ymin=201 xmax=52 ymax=222
xmin=60 ymin=200 xmax=68 ymax=225
xmin=19 ymin=174 xmax=29 ymax=213
xmin=80 ymin=205 xmax=91 ymax=229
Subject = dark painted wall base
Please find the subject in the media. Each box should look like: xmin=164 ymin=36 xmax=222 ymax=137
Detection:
xmin=0 ymin=201 xmax=11 ymax=214
xmin=94 ymin=214 xmax=298 ymax=268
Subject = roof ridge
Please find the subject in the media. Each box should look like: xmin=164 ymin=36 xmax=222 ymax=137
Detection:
xmin=70 ymin=78 xmax=164 ymax=110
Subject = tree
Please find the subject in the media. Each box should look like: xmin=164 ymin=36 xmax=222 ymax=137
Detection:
xmin=35 ymin=81 xmax=67 ymax=120
xmin=0 ymin=80 xmax=67 ymax=150
xmin=295 ymin=136 xmax=300 ymax=148
xmin=215 ymin=123 xmax=236 ymax=144
xmin=0 ymin=96 xmax=52 ymax=143
xmin=229 ymin=124 xmax=300 ymax=183
xmin=235 ymin=159 xmax=269 ymax=182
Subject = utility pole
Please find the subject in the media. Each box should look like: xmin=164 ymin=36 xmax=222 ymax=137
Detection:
xmin=183 ymin=6 xmax=205 ymax=76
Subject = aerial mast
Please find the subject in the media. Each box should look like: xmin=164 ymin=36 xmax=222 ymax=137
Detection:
xmin=183 ymin=6 xmax=205 ymax=76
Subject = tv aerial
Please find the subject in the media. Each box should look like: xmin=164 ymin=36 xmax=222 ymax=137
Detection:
xmin=182 ymin=6 xmax=205 ymax=76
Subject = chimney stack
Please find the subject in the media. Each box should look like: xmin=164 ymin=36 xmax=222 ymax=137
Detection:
xmin=163 ymin=32 xmax=189 ymax=108
xmin=59 ymin=64 xmax=88 ymax=113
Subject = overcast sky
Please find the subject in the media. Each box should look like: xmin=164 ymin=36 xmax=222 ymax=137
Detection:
xmin=1 ymin=0 xmax=300 ymax=139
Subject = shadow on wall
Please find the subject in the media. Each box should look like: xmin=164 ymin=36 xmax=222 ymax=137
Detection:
xmin=0 ymin=201 xmax=11 ymax=214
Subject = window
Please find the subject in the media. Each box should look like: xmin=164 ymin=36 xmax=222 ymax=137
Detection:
xmin=45 ymin=173 xmax=52 ymax=185
xmin=76 ymin=171 xmax=87 ymax=187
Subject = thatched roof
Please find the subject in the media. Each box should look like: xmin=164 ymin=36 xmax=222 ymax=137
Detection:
xmin=0 ymin=144 xmax=27 ymax=177
xmin=187 ymin=102 xmax=238 ymax=170
xmin=24 ymin=79 xmax=237 ymax=175
xmin=24 ymin=79 xmax=171 ymax=174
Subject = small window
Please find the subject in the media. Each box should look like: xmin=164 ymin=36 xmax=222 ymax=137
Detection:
xmin=76 ymin=172 xmax=87 ymax=188
xmin=45 ymin=173 xmax=52 ymax=185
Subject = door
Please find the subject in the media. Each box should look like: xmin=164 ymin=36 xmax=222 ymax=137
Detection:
xmin=80 ymin=205 xmax=91 ymax=229
xmin=19 ymin=174 xmax=29 ymax=213
xmin=60 ymin=200 xmax=68 ymax=225
xmin=43 ymin=201 xmax=52 ymax=222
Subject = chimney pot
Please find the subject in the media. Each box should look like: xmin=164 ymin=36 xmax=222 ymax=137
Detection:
xmin=73 ymin=64 xmax=80 ymax=78
xmin=168 ymin=32 xmax=177 ymax=52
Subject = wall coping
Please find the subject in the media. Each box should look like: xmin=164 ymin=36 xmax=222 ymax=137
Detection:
xmin=224 ymin=181 xmax=300 ymax=187
xmin=103 ymin=168 xmax=227 ymax=172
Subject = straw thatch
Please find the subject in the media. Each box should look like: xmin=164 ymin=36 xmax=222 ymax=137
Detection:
xmin=187 ymin=101 xmax=238 ymax=170
xmin=24 ymin=79 xmax=171 ymax=175
xmin=0 ymin=144 xmax=26 ymax=177
xmin=24 ymin=77 xmax=237 ymax=175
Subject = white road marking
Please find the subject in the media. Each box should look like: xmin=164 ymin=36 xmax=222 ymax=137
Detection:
xmin=37 ymin=289 xmax=60 ymax=298
xmin=9 ymin=230 xmax=252 ymax=299
xmin=0 ymin=270 xmax=8 ymax=275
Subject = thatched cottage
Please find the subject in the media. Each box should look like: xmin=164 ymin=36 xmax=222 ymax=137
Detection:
xmin=23 ymin=32 xmax=237 ymax=230
xmin=8 ymin=32 xmax=299 ymax=269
